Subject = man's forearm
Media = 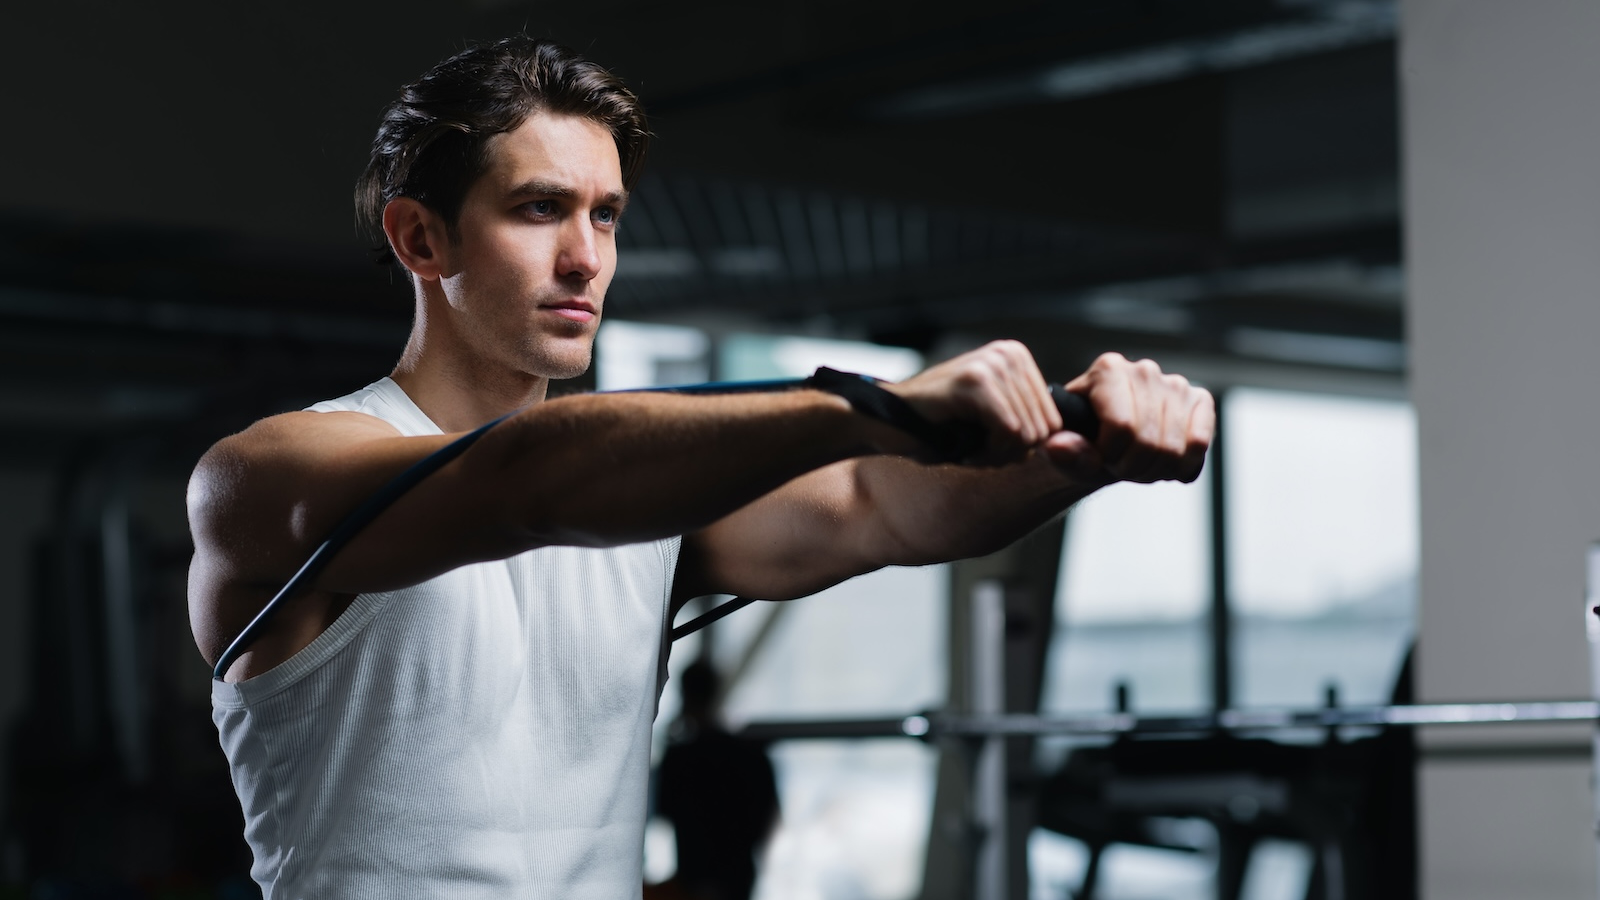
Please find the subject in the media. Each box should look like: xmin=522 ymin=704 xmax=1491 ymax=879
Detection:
xmin=469 ymin=389 xmax=904 ymax=550
xmin=854 ymin=452 xmax=1100 ymax=567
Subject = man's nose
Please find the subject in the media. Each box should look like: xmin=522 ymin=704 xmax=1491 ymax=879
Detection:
xmin=556 ymin=219 xmax=603 ymax=281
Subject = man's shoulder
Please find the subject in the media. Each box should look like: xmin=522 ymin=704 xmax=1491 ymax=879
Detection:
xmin=186 ymin=407 xmax=413 ymax=569
xmin=244 ymin=407 xmax=401 ymax=447
xmin=191 ymin=410 xmax=401 ymax=501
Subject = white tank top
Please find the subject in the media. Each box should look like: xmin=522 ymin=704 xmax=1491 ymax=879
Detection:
xmin=211 ymin=378 xmax=680 ymax=900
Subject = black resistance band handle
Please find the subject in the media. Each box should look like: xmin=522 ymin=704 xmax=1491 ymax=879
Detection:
xmin=1052 ymin=384 xmax=1100 ymax=443
xmin=804 ymin=374 xmax=1100 ymax=462
xmin=921 ymin=383 xmax=1100 ymax=460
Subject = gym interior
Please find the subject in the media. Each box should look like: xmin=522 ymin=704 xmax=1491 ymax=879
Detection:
xmin=2 ymin=1 xmax=1597 ymax=898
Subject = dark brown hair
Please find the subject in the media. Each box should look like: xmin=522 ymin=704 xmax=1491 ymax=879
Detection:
xmin=355 ymin=36 xmax=649 ymax=259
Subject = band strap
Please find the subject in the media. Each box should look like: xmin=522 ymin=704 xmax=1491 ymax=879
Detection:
xmin=803 ymin=366 xmax=983 ymax=463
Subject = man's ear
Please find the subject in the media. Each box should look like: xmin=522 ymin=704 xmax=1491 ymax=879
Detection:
xmin=382 ymin=198 xmax=454 ymax=282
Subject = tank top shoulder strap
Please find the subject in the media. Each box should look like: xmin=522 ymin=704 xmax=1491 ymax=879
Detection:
xmin=305 ymin=378 xmax=443 ymax=438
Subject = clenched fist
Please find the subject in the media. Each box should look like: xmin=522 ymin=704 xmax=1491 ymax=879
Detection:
xmin=886 ymin=342 xmax=1213 ymax=485
xmin=1048 ymin=351 xmax=1212 ymax=485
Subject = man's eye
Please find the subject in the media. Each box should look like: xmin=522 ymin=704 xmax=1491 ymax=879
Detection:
xmin=595 ymin=207 xmax=617 ymax=225
xmin=526 ymin=200 xmax=556 ymax=216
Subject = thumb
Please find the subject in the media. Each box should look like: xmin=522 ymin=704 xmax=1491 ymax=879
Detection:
xmin=1043 ymin=431 xmax=1109 ymax=482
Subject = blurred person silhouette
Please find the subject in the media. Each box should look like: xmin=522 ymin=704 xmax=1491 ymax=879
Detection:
xmin=656 ymin=658 xmax=779 ymax=900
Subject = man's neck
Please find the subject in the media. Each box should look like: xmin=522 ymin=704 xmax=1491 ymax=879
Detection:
xmin=390 ymin=338 xmax=551 ymax=433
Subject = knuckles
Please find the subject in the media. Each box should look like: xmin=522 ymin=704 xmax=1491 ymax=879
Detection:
xmin=972 ymin=342 xmax=1025 ymax=377
xmin=1079 ymin=353 xmax=1214 ymax=483
xmin=1093 ymin=350 xmax=1128 ymax=368
xmin=953 ymin=359 xmax=997 ymax=396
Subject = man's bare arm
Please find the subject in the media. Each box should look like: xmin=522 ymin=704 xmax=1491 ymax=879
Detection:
xmin=675 ymin=351 xmax=1214 ymax=604
xmin=188 ymin=388 xmax=921 ymax=677
xmin=672 ymin=454 xmax=1086 ymax=603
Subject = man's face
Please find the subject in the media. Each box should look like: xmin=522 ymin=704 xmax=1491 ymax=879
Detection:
xmin=437 ymin=112 xmax=625 ymax=380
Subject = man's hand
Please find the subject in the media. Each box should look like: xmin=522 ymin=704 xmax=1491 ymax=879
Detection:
xmin=882 ymin=340 xmax=1064 ymax=462
xmin=676 ymin=344 xmax=1211 ymax=605
xmin=879 ymin=342 xmax=1212 ymax=484
xmin=1045 ymin=351 xmax=1213 ymax=486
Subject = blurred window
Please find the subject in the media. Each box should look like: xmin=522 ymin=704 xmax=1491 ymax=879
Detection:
xmin=1029 ymin=828 xmax=1215 ymax=900
xmin=1225 ymin=387 xmax=1417 ymax=708
xmin=596 ymin=320 xmax=711 ymax=390
xmin=1040 ymin=478 xmax=1212 ymax=719
xmin=720 ymin=333 xmax=923 ymax=382
xmin=722 ymin=567 xmax=947 ymax=721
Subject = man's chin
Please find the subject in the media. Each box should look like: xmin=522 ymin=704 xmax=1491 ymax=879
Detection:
xmin=546 ymin=363 xmax=592 ymax=382
xmin=520 ymin=331 xmax=595 ymax=381
xmin=537 ymin=349 xmax=593 ymax=382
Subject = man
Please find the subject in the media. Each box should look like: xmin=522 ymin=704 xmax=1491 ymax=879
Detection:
xmin=186 ymin=36 xmax=1212 ymax=899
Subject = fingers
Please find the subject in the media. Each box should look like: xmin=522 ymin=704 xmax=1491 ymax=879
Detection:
xmin=892 ymin=340 xmax=1061 ymax=461
xmin=971 ymin=341 xmax=1058 ymax=453
xmin=976 ymin=344 xmax=1037 ymax=446
xmin=1003 ymin=342 xmax=1063 ymax=439
xmin=1066 ymin=352 xmax=1213 ymax=484
xmin=1041 ymin=430 xmax=1110 ymax=485
xmin=1178 ymin=388 xmax=1217 ymax=483
xmin=891 ymin=342 xmax=1216 ymax=479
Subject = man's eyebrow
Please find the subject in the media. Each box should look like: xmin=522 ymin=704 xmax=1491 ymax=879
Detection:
xmin=506 ymin=180 xmax=576 ymax=199
xmin=506 ymin=180 xmax=629 ymax=210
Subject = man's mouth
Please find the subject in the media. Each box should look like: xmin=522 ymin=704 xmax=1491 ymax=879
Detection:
xmin=540 ymin=299 xmax=597 ymax=322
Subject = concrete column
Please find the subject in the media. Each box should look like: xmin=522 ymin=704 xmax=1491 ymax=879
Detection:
xmin=1403 ymin=2 xmax=1600 ymax=898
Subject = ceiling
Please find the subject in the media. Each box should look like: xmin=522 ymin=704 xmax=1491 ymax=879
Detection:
xmin=0 ymin=0 xmax=1403 ymax=465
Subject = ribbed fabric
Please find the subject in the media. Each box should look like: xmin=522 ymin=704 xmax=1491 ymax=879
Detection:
xmin=212 ymin=378 xmax=679 ymax=900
